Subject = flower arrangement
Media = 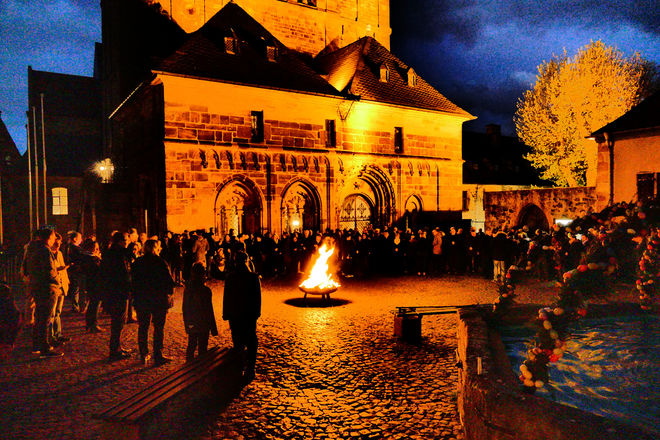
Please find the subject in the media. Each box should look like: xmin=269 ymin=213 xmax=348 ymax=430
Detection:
xmin=636 ymin=231 xmax=660 ymax=311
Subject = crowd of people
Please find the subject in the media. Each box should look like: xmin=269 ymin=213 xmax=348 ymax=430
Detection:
xmin=0 ymin=226 xmax=261 ymax=380
xmin=1 ymin=198 xmax=657 ymax=369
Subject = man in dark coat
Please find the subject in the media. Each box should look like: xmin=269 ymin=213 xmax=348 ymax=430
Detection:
xmin=223 ymin=251 xmax=261 ymax=381
xmin=99 ymin=232 xmax=132 ymax=361
xmin=131 ymin=239 xmax=175 ymax=365
xmin=22 ymin=228 xmax=62 ymax=358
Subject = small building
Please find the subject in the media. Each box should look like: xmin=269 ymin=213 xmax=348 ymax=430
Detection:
xmin=21 ymin=67 xmax=103 ymax=240
xmin=590 ymin=90 xmax=660 ymax=208
xmin=0 ymin=113 xmax=22 ymax=247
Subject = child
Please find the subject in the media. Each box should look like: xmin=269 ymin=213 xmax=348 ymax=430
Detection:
xmin=0 ymin=283 xmax=22 ymax=361
xmin=182 ymin=262 xmax=218 ymax=361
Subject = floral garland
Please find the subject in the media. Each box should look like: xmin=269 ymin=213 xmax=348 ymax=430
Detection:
xmin=637 ymin=232 xmax=660 ymax=311
xmin=516 ymin=263 xmax=609 ymax=393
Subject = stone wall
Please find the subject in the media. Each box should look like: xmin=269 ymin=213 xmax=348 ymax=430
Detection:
xmin=484 ymin=186 xmax=597 ymax=232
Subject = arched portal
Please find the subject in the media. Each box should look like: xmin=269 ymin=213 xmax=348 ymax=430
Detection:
xmin=214 ymin=176 xmax=263 ymax=236
xmin=281 ymin=179 xmax=322 ymax=233
xmin=356 ymin=165 xmax=395 ymax=228
xmin=339 ymin=193 xmax=374 ymax=232
xmin=517 ymin=204 xmax=549 ymax=231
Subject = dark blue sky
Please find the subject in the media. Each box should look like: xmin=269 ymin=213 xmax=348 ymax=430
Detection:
xmin=1 ymin=0 xmax=659 ymax=153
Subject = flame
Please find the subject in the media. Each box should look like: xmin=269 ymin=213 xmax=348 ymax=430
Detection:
xmin=299 ymin=243 xmax=341 ymax=291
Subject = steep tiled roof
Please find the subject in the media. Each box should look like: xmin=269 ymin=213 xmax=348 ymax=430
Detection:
xmin=591 ymin=90 xmax=660 ymax=136
xmin=315 ymin=37 xmax=472 ymax=116
xmin=155 ymin=2 xmax=342 ymax=97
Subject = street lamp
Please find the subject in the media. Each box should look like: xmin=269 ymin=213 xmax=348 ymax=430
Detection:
xmin=94 ymin=158 xmax=114 ymax=183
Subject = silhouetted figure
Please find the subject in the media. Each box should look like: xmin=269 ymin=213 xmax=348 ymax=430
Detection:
xmin=131 ymin=239 xmax=175 ymax=366
xmin=223 ymin=251 xmax=261 ymax=382
xmin=183 ymin=262 xmax=218 ymax=361
xmin=99 ymin=232 xmax=132 ymax=361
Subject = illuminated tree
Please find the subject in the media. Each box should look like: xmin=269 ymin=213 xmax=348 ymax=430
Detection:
xmin=515 ymin=41 xmax=652 ymax=187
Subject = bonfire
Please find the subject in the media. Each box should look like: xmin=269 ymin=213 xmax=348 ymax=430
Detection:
xmin=299 ymin=242 xmax=341 ymax=298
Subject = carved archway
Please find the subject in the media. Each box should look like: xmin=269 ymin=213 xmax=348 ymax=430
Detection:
xmin=356 ymin=165 xmax=396 ymax=228
xmin=280 ymin=178 xmax=322 ymax=233
xmin=214 ymin=176 xmax=263 ymax=236
xmin=517 ymin=204 xmax=549 ymax=232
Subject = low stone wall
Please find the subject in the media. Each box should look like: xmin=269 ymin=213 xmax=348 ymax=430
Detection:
xmin=456 ymin=307 xmax=657 ymax=440
xmin=484 ymin=186 xmax=596 ymax=232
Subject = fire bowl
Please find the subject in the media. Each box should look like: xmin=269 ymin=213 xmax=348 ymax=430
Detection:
xmin=298 ymin=286 xmax=338 ymax=296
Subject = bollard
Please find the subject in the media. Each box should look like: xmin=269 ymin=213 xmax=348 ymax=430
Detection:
xmin=394 ymin=313 xmax=422 ymax=343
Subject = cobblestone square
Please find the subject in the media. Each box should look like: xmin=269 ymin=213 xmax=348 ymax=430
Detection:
xmin=1 ymin=275 xmax=571 ymax=439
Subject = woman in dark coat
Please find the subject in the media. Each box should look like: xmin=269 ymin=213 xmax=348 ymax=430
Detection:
xmin=99 ymin=231 xmax=132 ymax=361
xmin=182 ymin=262 xmax=218 ymax=361
xmin=131 ymin=239 xmax=175 ymax=365
xmin=80 ymin=238 xmax=103 ymax=333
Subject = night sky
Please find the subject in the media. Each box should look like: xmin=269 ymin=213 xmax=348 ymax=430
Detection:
xmin=1 ymin=0 xmax=659 ymax=153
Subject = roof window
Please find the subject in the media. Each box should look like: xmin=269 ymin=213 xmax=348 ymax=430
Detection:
xmin=379 ymin=64 xmax=390 ymax=83
xmin=266 ymin=45 xmax=278 ymax=62
xmin=224 ymin=36 xmax=238 ymax=55
xmin=407 ymin=68 xmax=418 ymax=87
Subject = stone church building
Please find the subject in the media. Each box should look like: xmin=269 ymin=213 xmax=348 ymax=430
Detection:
xmin=103 ymin=0 xmax=473 ymax=236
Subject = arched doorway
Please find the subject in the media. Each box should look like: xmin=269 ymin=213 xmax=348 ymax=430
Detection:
xmin=356 ymin=165 xmax=395 ymax=228
xmin=402 ymin=194 xmax=423 ymax=230
xmin=214 ymin=177 xmax=262 ymax=236
xmin=517 ymin=204 xmax=549 ymax=231
xmin=281 ymin=179 xmax=322 ymax=233
xmin=339 ymin=194 xmax=373 ymax=232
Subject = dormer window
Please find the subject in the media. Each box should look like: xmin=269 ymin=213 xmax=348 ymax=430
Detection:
xmin=224 ymin=36 xmax=238 ymax=55
xmin=407 ymin=68 xmax=418 ymax=87
xmin=266 ymin=45 xmax=278 ymax=62
xmin=379 ymin=64 xmax=390 ymax=82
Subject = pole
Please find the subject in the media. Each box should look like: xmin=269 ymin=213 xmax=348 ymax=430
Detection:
xmin=32 ymin=107 xmax=40 ymax=229
xmin=144 ymin=209 xmax=148 ymax=236
xmin=40 ymin=93 xmax=48 ymax=226
xmin=26 ymin=121 xmax=33 ymax=236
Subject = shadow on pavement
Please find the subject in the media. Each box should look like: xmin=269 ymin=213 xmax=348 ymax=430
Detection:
xmin=283 ymin=297 xmax=352 ymax=308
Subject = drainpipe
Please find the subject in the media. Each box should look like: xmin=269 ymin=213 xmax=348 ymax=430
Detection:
xmin=604 ymin=132 xmax=614 ymax=206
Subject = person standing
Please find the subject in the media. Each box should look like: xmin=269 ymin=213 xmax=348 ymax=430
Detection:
xmin=22 ymin=228 xmax=63 ymax=358
xmin=99 ymin=232 xmax=133 ymax=361
xmin=50 ymin=233 xmax=71 ymax=345
xmin=223 ymin=251 xmax=261 ymax=381
xmin=80 ymin=238 xmax=103 ymax=332
xmin=64 ymin=231 xmax=83 ymax=313
xmin=131 ymin=239 xmax=175 ymax=365
xmin=183 ymin=262 xmax=218 ymax=361
xmin=431 ymin=228 xmax=443 ymax=276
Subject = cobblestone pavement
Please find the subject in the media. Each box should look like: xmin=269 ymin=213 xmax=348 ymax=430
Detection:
xmin=1 ymin=275 xmax=630 ymax=439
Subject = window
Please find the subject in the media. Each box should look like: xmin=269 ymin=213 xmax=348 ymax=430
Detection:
xmin=251 ymin=111 xmax=264 ymax=143
xmin=325 ymin=119 xmax=336 ymax=147
xmin=637 ymin=173 xmax=655 ymax=202
xmin=394 ymin=127 xmax=403 ymax=153
xmin=407 ymin=68 xmax=418 ymax=87
xmin=52 ymin=187 xmax=68 ymax=216
xmin=297 ymin=0 xmax=317 ymax=6
xmin=224 ymin=36 xmax=237 ymax=54
xmin=266 ymin=45 xmax=278 ymax=62
xmin=379 ymin=64 xmax=390 ymax=82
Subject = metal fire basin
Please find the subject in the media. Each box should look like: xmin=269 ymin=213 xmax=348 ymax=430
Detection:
xmin=299 ymin=286 xmax=338 ymax=302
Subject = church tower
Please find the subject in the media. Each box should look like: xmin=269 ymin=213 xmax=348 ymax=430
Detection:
xmin=154 ymin=0 xmax=391 ymax=56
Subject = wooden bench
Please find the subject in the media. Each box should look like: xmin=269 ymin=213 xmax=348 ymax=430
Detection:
xmin=95 ymin=346 xmax=242 ymax=440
